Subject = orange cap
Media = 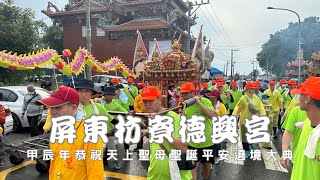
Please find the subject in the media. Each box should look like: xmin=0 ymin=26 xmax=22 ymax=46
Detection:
xmin=202 ymin=82 xmax=208 ymax=88
xmin=137 ymin=82 xmax=146 ymax=88
xmin=269 ymin=81 xmax=276 ymax=85
xmin=141 ymin=86 xmax=161 ymax=100
xmin=245 ymin=82 xmax=258 ymax=89
xmin=180 ymin=82 xmax=196 ymax=93
xmin=279 ymin=79 xmax=287 ymax=84
xmin=212 ymin=80 xmax=217 ymax=84
xmin=253 ymin=81 xmax=260 ymax=87
xmin=127 ymin=77 xmax=133 ymax=83
xmin=216 ymin=82 xmax=224 ymax=87
xmin=216 ymin=77 xmax=224 ymax=82
xmin=291 ymin=76 xmax=320 ymax=100
xmin=296 ymin=84 xmax=303 ymax=89
xmin=230 ymin=81 xmax=237 ymax=86
xmin=287 ymin=80 xmax=297 ymax=85
xmin=111 ymin=78 xmax=120 ymax=84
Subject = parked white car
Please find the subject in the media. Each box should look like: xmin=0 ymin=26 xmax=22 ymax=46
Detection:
xmin=92 ymin=75 xmax=128 ymax=91
xmin=0 ymin=86 xmax=50 ymax=132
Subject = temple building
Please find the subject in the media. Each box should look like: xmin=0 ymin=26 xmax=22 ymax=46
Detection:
xmin=42 ymin=0 xmax=196 ymax=74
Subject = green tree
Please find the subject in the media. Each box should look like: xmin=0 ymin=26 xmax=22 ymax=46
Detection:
xmin=257 ymin=16 xmax=320 ymax=77
xmin=0 ymin=2 xmax=63 ymax=85
xmin=41 ymin=25 xmax=63 ymax=53
xmin=0 ymin=2 xmax=42 ymax=84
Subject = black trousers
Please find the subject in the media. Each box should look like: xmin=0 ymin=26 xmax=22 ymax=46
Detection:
xmin=27 ymin=115 xmax=39 ymax=137
xmin=229 ymin=109 xmax=234 ymax=115
xmin=242 ymin=142 xmax=251 ymax=152
xmin=278 ymin=109 xmax=285 ymax=131
xmin=124 ymin=136 xmax=143 ymax=150
xmin=124 ymin=125 xmax=144 ymax=150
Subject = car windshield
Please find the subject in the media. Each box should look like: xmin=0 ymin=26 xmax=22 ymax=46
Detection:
xmin=120 ymin=78 xmax=128 ymax=84
xmin=19 ymin=89 xmax=51 ymax=98
xmin=100 ymin=77 xmax=110 ymax=84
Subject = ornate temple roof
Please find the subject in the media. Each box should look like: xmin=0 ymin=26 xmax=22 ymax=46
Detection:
xmin=120 ymin=0 xmax=162 ymax=5
xmin=42 ymin=0 xmax=118 ymax=17
xmin=103 ymin=18 xmax=170 ymax=31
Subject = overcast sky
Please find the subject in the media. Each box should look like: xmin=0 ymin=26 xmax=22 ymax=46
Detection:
xmin=11 ymin=0 xmax=320 ymax=74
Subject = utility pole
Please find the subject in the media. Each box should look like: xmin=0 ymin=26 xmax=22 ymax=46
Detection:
xmin=85 ymin=0 xmax=92 ymax=80
xmin=186 ymin=0 xmax=210 ymax=54
xmin=255 ymin=59 xmax=258 ymax=78
xmin=266 ymin=58 xmax=269 ymax=80
xmin=230 ymin=49 xmax=240 ymax=81
xmin=226 ymin=60 xmax=229 ymax=77
xmin=251 ymin=59 xmax=256 ymax=80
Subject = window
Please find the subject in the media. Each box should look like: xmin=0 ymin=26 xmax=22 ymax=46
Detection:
xmin=119 ymin=78 xmax=128 ymax=84
xmin=100 ymin=77 xmax=111 ymax=84
xmin=96 ymin=27 xmax=105 ymax=37
xmin=92 ymin=76 xmax=101 ymax=83
xmin=0 ymin=89 xmax=18 ymax=102
xmin=82 ymin=26 xmax=86 ymax=38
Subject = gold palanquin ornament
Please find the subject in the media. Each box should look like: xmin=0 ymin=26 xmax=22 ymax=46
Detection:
xmin=144 ymin=39 xmax=199 ymax=81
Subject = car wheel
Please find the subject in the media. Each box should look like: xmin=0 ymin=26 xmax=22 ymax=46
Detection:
xmin=36 ymin=159 xmax=50 ymax=173
xmin=9 ymin=154 xmax=24 ymax=165
xmin=11 ymin=113 xmax=22 ymax=132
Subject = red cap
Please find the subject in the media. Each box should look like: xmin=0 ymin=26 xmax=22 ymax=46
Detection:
xmin=279 ymin=79 xmax=287 ymax=84
xmin=216 ymin=77 xmax=224 ymax=82
xmin=216 ymin=82 xmax=224 ymax=87
xmin=245 ymin=82 xmax=258 ymax=89
xmin=291 ymin=76 xmax=320 ymax=100
xmin=180 ymin=82 xmax=196 ymax=93
xmin=287 ymin=80 xmax=297 ymax=85
xmin=296 ymin=84 xmax=303 ymax=89
xmin=37 ymin=86 xmax=80 ymax=107
xmin=212 ymin=80 xmax=217 ymax=84
xmin=269 ymin=81 xmax=276 ymax=85
xmin=202 ymin=82 xmax=208 ymax=88
xmin=137 ymin=82 xmax=146 ymax=88
xmin=141 ymin=86 xmax=161 ymax=100
xmin=253 ymin=81 xmax=260 ymax=87
xmin=111 ymin=78 xmax=120 ymax=84
xmin=230 ymin=81 xmax=237 ymax=86
xmin=127 ymin=77 xmax=133 ymax=83
xmin=205 ymin=90 xmax=220 ymax=99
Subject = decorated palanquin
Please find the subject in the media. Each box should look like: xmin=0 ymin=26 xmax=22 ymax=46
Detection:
xmin=144 ymin=39 xmax=201 ymax=107
xmin=145 ymin=40 xmax=199 ymax=80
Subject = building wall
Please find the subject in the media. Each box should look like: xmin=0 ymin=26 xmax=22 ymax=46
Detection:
xmin=63 ymin=23 xmax=172 ymax=76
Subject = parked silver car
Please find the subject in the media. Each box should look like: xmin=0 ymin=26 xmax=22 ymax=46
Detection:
xmin=92 ymin=75 xmax=128 ymax=91
xmin=0 ymin=86 xmax=50 ymax=132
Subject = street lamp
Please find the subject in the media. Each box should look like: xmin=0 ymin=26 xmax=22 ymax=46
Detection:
xmin=267 ymin=7 xmax=301 ymax=83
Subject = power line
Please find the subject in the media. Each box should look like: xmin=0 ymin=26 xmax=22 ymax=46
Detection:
xmin=204 ymin=4 xmax=234 ymax=46
xmin=199 ymin=7 xmax=231 ymax=47
xmin=210 ymin=45 xmax=231 ymax=59
xmin=208 ymin=3 xmax=234 ymax=46
xmin=213 ymin=40 xmax=267 ymax=48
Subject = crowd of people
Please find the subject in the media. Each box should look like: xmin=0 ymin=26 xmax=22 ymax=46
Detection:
xmin=21 ymin=75 xmax=320 ymax=180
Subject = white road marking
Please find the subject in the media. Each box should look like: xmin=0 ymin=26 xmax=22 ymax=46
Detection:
xmin=260 ymin=142 xmax=288 ymax=173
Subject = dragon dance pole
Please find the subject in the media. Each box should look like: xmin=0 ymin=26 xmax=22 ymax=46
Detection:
xmin=52 ymin=66 xmax=59 ymax=89
xmin=143 ymin=70 xmax=145 ymax=83
xmin=66 ymin=57 xmax=75 ymax=88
